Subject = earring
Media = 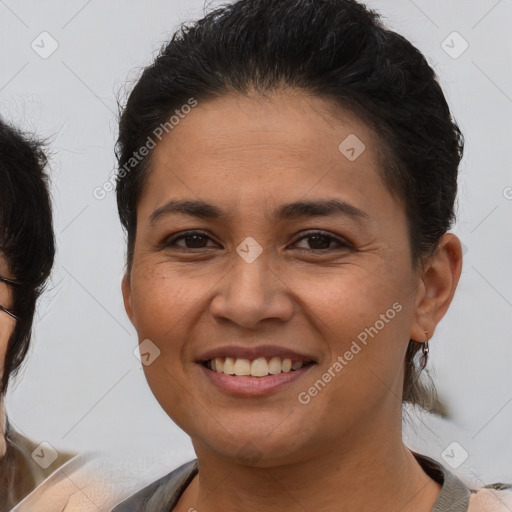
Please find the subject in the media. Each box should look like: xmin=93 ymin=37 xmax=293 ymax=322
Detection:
xmin=420 ymin=330 xmax=429 ymax=370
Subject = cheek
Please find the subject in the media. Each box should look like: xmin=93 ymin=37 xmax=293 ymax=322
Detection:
xmin=0 ymin=319 xmax=15 ymax=380
xmin=129 ymin=268 xmax=208 ymax=356
xmin=298 ymin=264 xmax=410 ymax=339
xmin=298 ymin=266 xmax=414 ymax=397
xmin=129 ymin=271 xmax=203 ymax=429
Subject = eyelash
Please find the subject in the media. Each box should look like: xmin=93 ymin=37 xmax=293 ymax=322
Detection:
xmin=161 ymin=230 xmax=352 ymax=253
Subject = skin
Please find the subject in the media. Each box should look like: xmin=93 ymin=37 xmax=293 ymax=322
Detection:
xmin=0 ymin=255 xmax=16 ymax=382
xmin=122 ymin=90 xmax=463 ymax=512
xmin=0 ymin=255 xmax=16 ymax=458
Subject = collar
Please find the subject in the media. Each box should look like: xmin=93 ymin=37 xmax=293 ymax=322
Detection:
xmin=412 ymin=451 xmax=471 ymax=512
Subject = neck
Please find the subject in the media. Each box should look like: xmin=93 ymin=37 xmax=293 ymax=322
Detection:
xmin=177 ymin=421 xmax=441 ymax=512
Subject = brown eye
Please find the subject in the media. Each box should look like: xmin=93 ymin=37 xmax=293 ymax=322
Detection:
xmin=164 ymin=231 xmax=217 ymax=250
xmin=293 ymin=231 xmax=351 ymax=251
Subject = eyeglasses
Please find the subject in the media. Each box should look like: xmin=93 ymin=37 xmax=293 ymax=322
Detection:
xmin=0 ymin=275 xmax=21 ymax=321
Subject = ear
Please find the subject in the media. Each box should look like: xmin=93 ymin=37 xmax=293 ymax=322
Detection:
xmin=411 ymin=233 xmax=463 ymax=342
xmin=122 ymin=273 xmax=136 ymax=327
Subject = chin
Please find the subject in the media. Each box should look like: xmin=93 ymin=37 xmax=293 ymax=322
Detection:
xmin=192 ymin=422 xmax=315 ymax=466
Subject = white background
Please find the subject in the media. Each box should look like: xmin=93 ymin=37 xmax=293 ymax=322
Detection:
xmin=1 ymin=0 xmax=511 ymax=488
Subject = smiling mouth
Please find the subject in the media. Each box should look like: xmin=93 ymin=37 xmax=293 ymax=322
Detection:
xmin=201 ymin=357 xmax=316 ymax=377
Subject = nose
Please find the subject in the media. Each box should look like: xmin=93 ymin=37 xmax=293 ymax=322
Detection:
xmin=209 ymin=250 xmax=294 ymax=329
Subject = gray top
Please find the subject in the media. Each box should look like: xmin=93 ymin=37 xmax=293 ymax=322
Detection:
xmin=112 ymin=451 xmax=473 ymax=512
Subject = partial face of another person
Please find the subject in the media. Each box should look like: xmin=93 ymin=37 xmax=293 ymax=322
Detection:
xmin=122 ymin=92 xmax=458 ymax=465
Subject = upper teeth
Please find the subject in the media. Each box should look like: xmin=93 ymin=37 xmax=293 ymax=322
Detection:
xmin=208 ymin=357 xmax=305 ymax=377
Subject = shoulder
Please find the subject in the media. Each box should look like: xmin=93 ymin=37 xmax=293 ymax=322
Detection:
xmin=468 ymin=485 xmax=512 ymax=511
xmin=7 ymin=431 xmax=75 ymax=483
xmin=413 ymin=450 xmax=512 ymax=512
xmin=112 ymin=459 xmax=198 ymax=512
xmin=12 ymin=451 xmax=177 ymax=512
xmin=1 ymin=432 xmax=75 ymax=509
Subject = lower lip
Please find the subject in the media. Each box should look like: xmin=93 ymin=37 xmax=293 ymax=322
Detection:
xmin=198 ymin=364 xmax=316 ymax=396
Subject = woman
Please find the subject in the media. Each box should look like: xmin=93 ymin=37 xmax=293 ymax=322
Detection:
xmin=113 ymin=0 xmax=511 ymax=510
xmin=0 ymin=117 xmax=74 ymax=510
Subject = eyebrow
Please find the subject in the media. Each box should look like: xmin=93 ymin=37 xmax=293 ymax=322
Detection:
xmin=148 ymin=198 xmax=369 ymax=225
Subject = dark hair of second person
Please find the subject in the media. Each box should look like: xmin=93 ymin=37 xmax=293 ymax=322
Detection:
xmin=0 ymin=116 xmax=58 ymax=511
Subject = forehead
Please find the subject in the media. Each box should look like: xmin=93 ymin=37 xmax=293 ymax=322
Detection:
xmin=154 ymin=91 xmax=380 ymax=161
xmin=141 ymin=91 xmax=392 ymax=216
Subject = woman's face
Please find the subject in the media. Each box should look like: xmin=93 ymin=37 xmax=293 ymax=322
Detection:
xmin=0 ymin=256 xmax=16 ymax=383
xmin=123 ymin=92 xmax=453 ymax=465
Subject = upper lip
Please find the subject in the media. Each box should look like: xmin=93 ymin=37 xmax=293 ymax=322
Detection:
xmin=196 ymin=345 xmax=317 ymax=363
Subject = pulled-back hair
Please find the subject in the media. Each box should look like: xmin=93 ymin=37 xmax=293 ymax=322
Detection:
xmin=116 ymin=0 xmax=464 ymax=409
